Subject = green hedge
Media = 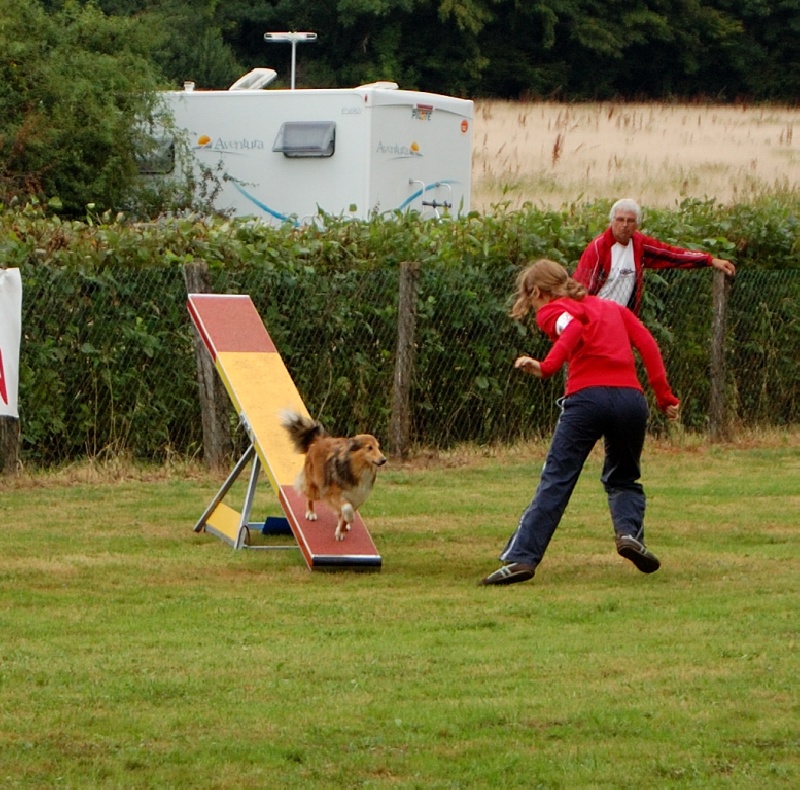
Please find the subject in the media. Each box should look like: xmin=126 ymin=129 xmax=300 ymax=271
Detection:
xmin=2 ymin=198 xmax=798 ymax=465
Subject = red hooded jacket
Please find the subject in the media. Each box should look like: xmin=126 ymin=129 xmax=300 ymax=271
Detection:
xmin=536 ymin=295 xmax=679 ymax=413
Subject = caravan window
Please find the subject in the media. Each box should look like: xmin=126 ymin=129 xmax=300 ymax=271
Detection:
xmin=272 ymin=122 xmax=335 ymax=158
xmin=136 ymin=137 xmax=176 ymax=175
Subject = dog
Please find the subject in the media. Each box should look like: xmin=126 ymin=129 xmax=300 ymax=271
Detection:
xmin=281 ymin=411 xmax=387 ymax=541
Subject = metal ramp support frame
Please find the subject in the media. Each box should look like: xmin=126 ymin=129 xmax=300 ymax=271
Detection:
xmin=192 ymin=441 xmax=298 ymax=552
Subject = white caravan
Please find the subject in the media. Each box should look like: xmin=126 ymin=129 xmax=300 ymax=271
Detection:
xmin=158 ymin=69 xmax=474 ymax=224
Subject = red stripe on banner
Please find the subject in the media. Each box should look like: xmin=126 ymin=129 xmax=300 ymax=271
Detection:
xmin=0 ymin=268 xmax=23 ymax=419
xmin=0 ymin=348 xmax=6 ymax=405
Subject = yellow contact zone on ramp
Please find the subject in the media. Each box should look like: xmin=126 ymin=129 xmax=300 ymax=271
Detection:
xmin=206 ymin=502 xmax=244 ymax=543
xmin=215 ymin=351 xmax=308 ymax=491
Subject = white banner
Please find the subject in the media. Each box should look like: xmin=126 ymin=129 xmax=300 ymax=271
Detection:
xmin=0 ymin=268 xmax=22 ymax=418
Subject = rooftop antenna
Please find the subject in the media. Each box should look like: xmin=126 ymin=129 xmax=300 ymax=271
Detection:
xmin=263 ymin=31 xmax=317 ymax=90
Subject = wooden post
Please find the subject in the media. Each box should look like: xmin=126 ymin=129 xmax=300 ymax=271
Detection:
xmin=389 ymin=261 xmax=421 ymax=459
xmin=183 ymin=261 xmax=233 ymax=471
xmin=0 ymin=416 xmax=20 ymax=476
xmin=709 ymin=269 xmax=732 ymax=442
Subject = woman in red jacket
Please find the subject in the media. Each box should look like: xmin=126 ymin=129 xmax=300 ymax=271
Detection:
xmin=481 ymin=259 xmax=680 ymax=586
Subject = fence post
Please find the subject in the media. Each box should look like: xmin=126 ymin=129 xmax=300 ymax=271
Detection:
xmin=709 ymin=269 xmax=732 ymax=442
xmin=389 ymin=261 xmax=420 ymax=459
xmin=183 ymin=261 xmax=233 ymax=471
xmin=0 ymin=417 xmax=19 ymax=476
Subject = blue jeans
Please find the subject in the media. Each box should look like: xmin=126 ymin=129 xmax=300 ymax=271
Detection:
xmin=500 ymin=387 xmax=649 ymax=567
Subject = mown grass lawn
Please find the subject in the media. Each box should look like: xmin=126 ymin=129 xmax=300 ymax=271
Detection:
xmin=1 ymin=434 xmax=798 ymax=788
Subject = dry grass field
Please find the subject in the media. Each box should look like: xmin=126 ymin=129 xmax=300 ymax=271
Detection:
xmin=471 ymin=101 xmax=800 ymax=211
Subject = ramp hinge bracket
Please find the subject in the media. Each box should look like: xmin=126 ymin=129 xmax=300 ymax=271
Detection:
xmin=239 ymin=412 xmax=254 ymax=441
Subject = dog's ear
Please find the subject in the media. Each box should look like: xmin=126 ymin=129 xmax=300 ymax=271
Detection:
xmin=349 ymin=438 xmax=362 ymax=452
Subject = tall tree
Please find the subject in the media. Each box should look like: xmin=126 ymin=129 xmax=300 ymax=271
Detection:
xmin=0 ymin=0 xmax=166 ymax=215
xmin=214 ymin=0 xmax=494 ymax=92
xmin=729 ymin=0 xmax=800 ymax=99
xmin=477 ymin=0 xmax=745 ymax=99
xmin=46 ymin=0 xmax=245 ymax=89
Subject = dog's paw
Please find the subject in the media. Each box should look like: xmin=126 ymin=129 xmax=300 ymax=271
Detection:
xmin=334 ymin=527 xmax=345 ymax=541
xmin=305 ymin=511 xmax=318 ymax=521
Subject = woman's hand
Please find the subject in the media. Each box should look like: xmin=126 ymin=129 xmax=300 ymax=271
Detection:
xmin=514 ymin=355 xmax=543 ymax=378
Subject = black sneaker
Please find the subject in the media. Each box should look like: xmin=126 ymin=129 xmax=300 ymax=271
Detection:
xmin=616 ymin=534 xmax=661 ymax=574
xmin=480 ymin=563 xmax=536 ymax=586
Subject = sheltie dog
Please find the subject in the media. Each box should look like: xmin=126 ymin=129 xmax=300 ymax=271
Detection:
xmin=281 ymin=411 xmax=387 ymax=541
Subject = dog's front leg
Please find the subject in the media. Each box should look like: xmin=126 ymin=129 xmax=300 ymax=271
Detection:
xmin=334 ymin=504 xmax=355 ymax=541
xmin=334 ymin=516 xmax=346 ymax=541
xmin=305 ymin=499 xmax=317 ymax=521
xmin=342 ymin=503 xmax=354 ymax=533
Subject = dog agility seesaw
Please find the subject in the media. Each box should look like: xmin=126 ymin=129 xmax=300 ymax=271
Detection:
xmin=187 ymin=293 xmax=382 ymax=570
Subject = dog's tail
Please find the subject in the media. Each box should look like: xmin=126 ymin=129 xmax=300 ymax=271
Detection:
xmin=281 ymin=410 xmax=326 ymax=454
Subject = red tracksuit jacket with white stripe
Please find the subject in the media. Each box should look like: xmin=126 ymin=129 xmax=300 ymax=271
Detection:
xmin=574 ymin=227 xmax=713 ymax=314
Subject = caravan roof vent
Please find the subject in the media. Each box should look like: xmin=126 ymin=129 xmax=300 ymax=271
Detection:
xmin=229 ymin=68 xmax=278 ymax=91
xmin=356 ymin=81 xmax=399 ymax=90
xmin=273 ymin=121 xmax=336 ymax=158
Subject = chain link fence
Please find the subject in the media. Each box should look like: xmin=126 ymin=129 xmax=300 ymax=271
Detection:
xmin=7 ymin=260 xmax=799 ymax=468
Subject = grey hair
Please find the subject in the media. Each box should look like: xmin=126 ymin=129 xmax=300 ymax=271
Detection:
xmin=609 ymin=198 xmax=642 ymax=224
